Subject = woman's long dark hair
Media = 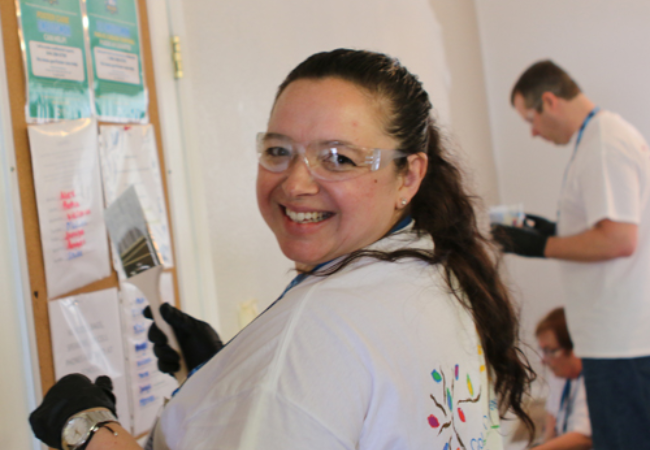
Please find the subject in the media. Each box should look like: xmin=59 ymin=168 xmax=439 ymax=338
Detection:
xmin=276 ymin=49 xmax=535 ymax=434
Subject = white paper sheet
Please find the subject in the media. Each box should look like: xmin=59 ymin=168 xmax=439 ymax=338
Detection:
xmin=119 ymin=274 xmax=178 ymax=436
xmin=28 ymin=118 xmax=111 ymax=298
xmin=98 ymin=125 xmax=174 ymax=277
xmin=48 ymin=288 xmax=131 ymax=433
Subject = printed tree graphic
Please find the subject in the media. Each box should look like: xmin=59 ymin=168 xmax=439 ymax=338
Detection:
xmin=427 ymin=364 xmax=482 ymax=450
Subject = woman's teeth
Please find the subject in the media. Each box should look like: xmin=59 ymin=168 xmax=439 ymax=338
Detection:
xmin=286 ymin=208 xmax=330 ymax=223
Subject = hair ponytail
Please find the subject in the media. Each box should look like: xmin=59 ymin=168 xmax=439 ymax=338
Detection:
xmin=412 ymin=123 xmax=535 ymax=433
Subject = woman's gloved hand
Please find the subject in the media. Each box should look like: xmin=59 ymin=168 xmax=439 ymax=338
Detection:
xmin=491 ymin=223 xmax=548 ymax=258
xmin=29 ymin=374 xmax=117 ymax=449
xmin=144 ymin=303 xmax=224 ymax=374
xmin=523 ymin=213 xmax=557 ymax=237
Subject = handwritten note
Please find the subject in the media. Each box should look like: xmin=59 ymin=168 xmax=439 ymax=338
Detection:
xmin=98 ymin=125 xmax=174 ymax=279
xmin=27 ymin=118 xmax=111 ymax=298
xmin=120 ymin=275 xmax=178 ymax=435
xmin=49 ymin=288 xmax=131 ymax=433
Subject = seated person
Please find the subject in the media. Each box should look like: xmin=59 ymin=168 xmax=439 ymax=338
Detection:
xmin=534 ymin=307 xmax=592 ymax=450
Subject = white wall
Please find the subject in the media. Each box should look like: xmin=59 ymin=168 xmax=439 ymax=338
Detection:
xmin=179 ymin=0 xmax=498 ymax=341
xmin=430 ymin=0 xmax=499 ymax=206
xmin=475 ymin=0 xmax=650 ymax=370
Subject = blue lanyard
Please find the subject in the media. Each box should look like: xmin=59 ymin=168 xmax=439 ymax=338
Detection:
xmin=558 ymin=378 xmax=572 ymax=434
xmin=557 ymin=107 xmax=600 ymax=220
xmin=556 ymin=373 xmax=582 ymax=434
xmin=180 ymin=215 xmax=414 ymax=384
xmin=575 ymin=107 xmax=600 ymax=148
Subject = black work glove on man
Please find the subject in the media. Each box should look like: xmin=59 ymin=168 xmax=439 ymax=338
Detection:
xmin=523 ymin=213 xmax=557 ymax=237
xmin=144 ymin=303 xmax=224 ymax=375
xmin=491 ymin=224 xmax=548 ymax=257
xmin=491 ymin=212 xmax=557 ymax=258
xmin=29 ymin=374 xmax=117 ymax=449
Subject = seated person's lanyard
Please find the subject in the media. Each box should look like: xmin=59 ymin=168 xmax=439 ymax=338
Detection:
xmin=556 ymin=373 xmax=582 ymax=435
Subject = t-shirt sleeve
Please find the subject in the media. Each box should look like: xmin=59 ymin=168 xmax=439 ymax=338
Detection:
xmin=567 ymin=379 xmax=591 ymax=437
xmin=578 ymin=140 xmax=642 ymax=228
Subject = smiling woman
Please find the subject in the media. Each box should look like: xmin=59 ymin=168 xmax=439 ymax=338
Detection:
xmin=256 ymin=77 xmax=423 ymax=271
xmin=30 ymin=49 xmax=534 ymax=450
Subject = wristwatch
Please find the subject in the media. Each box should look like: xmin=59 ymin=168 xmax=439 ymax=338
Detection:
xmin=61 ymin=407 xmax=118 ymax=450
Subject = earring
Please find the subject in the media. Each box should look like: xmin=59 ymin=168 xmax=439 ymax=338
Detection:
xmin=400 ymin=198 xmax=407 ymax=206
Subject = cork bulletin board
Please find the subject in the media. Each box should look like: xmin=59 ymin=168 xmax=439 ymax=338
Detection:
xmin=0 ymin=0 xmax=180 ymax=400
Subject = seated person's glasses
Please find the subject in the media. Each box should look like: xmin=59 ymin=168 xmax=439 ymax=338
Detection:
xmin=257 ymin=132 xmax=408 ymax=181
xmin=539 ymin=347 xmax=564 ymax=359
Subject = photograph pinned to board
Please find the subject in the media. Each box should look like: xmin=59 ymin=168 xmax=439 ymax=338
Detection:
xmin=85 ymin=0 xmax=148 ymax=122
xmin=27 ymin=118 xmax=111 ymax=299
xmin=98 ymin=124 xmax=174 ymax=274
xmin=16 ymin=0 xmax=93 ymax=122
xmin=119 ymin=274 xmax=178 ymax=436
xmin=48 ymin=288 xmax=132 ymax=433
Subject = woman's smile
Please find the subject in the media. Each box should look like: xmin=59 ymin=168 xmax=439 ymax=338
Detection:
xmin=283 ymin=206 xmax=333 ymax=224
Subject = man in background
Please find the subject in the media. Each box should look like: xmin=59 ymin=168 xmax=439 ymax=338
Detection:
xmin=535 ymin=308 xmax=590 ymax=450
xmin=492 ymin=60 xmax=650 ymax=449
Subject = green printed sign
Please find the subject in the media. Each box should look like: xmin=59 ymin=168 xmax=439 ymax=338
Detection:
xmin=87 ymin=0 xmax=147 ymax=122
xmin=19 ymin=0 xmax=92 ymax=121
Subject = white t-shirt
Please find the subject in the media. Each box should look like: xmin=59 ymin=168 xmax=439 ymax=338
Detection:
xmin=152 ymin=230 xmax=503 ymax=449
xmin=544 ymin=374 xmax=591 ymax=439
xmin=557 ymin=110 xmax=650 ymax=358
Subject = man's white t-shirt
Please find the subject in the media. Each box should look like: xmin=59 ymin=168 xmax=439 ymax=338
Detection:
xmin=557 ymin=110 xmax=650 ymax=358
xmin=152 ymin=231 xmax=503 ymax=449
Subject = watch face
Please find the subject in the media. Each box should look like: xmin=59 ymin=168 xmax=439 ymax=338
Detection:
xmin=63 ymin=416 xmax=91 ymax=446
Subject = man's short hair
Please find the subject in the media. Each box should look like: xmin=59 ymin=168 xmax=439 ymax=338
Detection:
xmin=535 ymin=307 xmax=574 ymax=351
xmin=510 ymin=60 xmax=581 ymax=110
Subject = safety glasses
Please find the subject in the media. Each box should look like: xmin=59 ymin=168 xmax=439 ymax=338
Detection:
xmin=540 ymin=347 xmax=565 ymax=360
xmin=256 ymin=132 xmax=407 ymax=181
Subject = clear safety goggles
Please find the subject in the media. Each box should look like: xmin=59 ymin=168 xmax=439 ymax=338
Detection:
xmin=256 ymin=132 xmax=408 ymax=181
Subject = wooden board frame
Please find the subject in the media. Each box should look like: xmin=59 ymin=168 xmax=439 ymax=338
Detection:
xmin=0 ymin=0 xmax=181 ymax=397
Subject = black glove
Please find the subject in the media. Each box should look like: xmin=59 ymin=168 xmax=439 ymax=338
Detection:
xmin=29 ymin=374 xmax=117 ymax=449
xmin=144 ymin=303 xmax=223 ymax=374
xmin=491 ymin=224 xmax=548 ymax=258
xmin=523 ymin=213 xmax=557 ymax=237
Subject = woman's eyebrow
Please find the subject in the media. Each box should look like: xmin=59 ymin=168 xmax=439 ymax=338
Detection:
xmin=262 ymin=132 xmax=290 ymax=140
xmin=263 ymin=133 xmax=356 ymax=147
xmin=318 ymin=139 xmax=354 ymax=146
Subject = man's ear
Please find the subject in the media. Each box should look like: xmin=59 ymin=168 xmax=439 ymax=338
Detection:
xmin=541 ymin=91 xmax=559 ymax=112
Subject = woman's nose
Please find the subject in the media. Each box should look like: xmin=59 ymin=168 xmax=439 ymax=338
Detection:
xmin=282 ymin=156 xmax=319 ymax=197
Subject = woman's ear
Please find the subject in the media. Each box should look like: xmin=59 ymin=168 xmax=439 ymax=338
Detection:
xmin=396 ymin=152 xmax=428 ymax=208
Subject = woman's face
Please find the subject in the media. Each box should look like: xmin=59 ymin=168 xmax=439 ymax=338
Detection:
xmin=257 ymin=77 xmax=421 ymax=271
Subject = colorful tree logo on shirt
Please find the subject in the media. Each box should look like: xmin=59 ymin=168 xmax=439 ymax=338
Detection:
xmin=427 ymin=363 xmax=482 ymax=449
